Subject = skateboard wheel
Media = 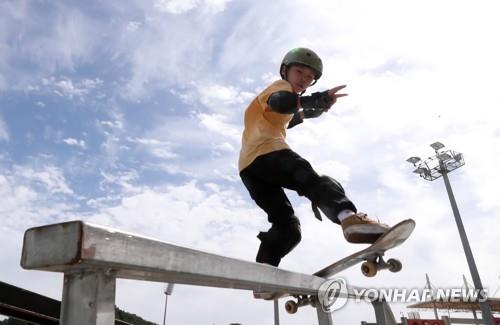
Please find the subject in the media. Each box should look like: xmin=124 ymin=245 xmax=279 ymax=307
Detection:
xmin=388 ymin=258 xmax=402 ymax=272
xmin=285 ymin=300 xmax=298 ymax=314
xmin=361 ymin=261 xmax=378 ymax=277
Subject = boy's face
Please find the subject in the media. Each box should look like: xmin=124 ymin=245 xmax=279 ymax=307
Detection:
xmin=284 ymin=65 xmax=316 ymax=93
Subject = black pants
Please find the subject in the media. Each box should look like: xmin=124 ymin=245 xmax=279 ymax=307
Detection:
xmin=240 ymin=149 xmax=357 ymax=265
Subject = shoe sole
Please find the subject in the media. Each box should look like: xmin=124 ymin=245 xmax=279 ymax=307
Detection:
xmin=344 ymin=232 xmax=384 ymax=244
xmin=343 ymin=224 xmax=389 ymax=244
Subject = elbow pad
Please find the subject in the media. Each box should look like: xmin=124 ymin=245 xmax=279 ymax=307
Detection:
xmin=267 ymin=91 xmax=299 ymax=114
xmin=300 ymin=91 xmax=334 ymax=109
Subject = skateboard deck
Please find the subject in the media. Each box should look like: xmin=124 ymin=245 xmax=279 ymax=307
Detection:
xmin=254 ymin=218 xmax=416 ymax=312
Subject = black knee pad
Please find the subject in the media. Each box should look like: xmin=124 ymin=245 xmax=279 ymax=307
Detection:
xmin=318 ymin=175 xmax=345 ymax=195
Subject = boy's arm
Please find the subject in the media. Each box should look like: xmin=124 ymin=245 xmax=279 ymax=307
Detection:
xmin=269 ymin=85 xmax=347 ymax=129
xmin=267 ymin=90 xmax=332 ymax=113
xmin=268 ymin=90 xmax=334 ymax=122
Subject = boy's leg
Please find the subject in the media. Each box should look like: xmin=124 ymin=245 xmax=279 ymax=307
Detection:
xmin=274 ymin=150 xmax=389 ymax=243
xmin=274 ymin=150 xmax=356 ymax=224
xmin=240 ymin=166 xmax=302 ymax=267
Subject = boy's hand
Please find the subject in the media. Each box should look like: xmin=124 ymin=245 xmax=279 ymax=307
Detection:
xmin=325 ymin=85 xmax=348 ymax=111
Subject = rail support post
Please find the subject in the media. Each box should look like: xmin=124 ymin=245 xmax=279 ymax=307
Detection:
xmin=61 ymin=270 xmax=116 ymax=325
xmin=316 ymin=304 xmax=334 ymax=325
xmin=371 ymin=298 xmax=396 ymax=325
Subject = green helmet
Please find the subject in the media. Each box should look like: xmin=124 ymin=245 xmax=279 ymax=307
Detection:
xmin=280 ymin=47 xmax=323 ymax=80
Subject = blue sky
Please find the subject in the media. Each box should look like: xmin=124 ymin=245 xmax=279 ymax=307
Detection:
xmin=1 ymin=0 xmax=500 ymax=324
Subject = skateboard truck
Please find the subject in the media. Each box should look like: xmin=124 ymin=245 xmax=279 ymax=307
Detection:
xmin=285 ymin=295 xmax=317 ymax=314
xmin=360 ymin=253 xmax=402 ymax=277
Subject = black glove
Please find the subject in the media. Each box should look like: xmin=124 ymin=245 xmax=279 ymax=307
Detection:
xmin=300 ymin=90 xmax=334 ymax=109
xmin=302 ymin=107 xmax=326 ymax=119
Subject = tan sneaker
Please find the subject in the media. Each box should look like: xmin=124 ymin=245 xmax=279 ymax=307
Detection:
xmin=341 ymin=213 xmax=390 ymax=243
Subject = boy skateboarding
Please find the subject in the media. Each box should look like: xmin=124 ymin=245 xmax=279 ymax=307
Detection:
xmin=239 ymin=47 xmax=390 ymax=267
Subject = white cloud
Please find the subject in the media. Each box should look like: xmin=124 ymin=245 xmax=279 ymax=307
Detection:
xmin=100 ymin=170 xmax=140 ymax=194
xmin=23 ymin=6 xmax=100 ymax=72
xmin=195 ymin=82 xmax=255 ymax=115
xmin=100 ymin=120 xmax=124 ymax=129
xmin=153 ymin=0 xmax=232 ymax=14
xmin=126 ymin=137 xmax=169 ymax=146
xmin=13 ymin=165 xmax=74 ymax=195
xmin=38 ymin=77 xmax=103 ymax=100
xmin=197 ymin=113 xmax=240 ymax=141
xmin=86 ymin=181 xmax=260 ymax=254
xmin=119 ymin=16 xmax=216 ymax=99
xmin=0 ymin=2 xmax=104 ymax=92
xmin=154 ymin=0 xmax=199 ymax=14
xmin=126 ymin=21 xmax=142 ymax=32
xmin=0 ymin=116 xmax=9 ymax=141
xmin=95 ymin=110 xmax=129 ymax=162
xmin=204 ymin=0 xmax=232 ymax=13
xmin=126 ymin=137 xmax=178 ymax=159
xmin=0 ymin=74 xmax=6 ymax=90
xmin=63 ymin=137 xmax=86 ymax=149
xmin=0 ymin=164 xmax=77 ymax=235
xmin=130 ymin=113 xmax=240 ymax=181
xmin=214 ymin=141 xmax=235 ymax=154
xmin=150 ymin=148 xmax=176 ymax=159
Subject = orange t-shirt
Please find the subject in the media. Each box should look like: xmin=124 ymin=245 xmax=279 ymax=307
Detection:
xmin=238 ymin=80 xmax=295 ymax=171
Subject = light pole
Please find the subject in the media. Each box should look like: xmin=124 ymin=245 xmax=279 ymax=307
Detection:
xmin=162 ymin=283 xmax=175 ymax=325
xmin=406 ymin=142 xmax=494 ymax=325
xmin=274 ymin=299 xmax=280 ymax=325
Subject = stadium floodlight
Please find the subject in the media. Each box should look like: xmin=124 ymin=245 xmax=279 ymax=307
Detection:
xmin=165 ymin=283 xmax=174 ymax=295
xmin=406 ymin=143 xmax=494 ymax=325
xmin=413 ymin=167 xmax=430 ymax=176
xmin=406 ymin=156 xmax=422 ymax=165
xmin=437 ymin=153 xmax=452 ymax=161
xmin=163 ymin=283 xmax=175 ymax=325
xmin=430 ymin=141 xmax=445 ymax=151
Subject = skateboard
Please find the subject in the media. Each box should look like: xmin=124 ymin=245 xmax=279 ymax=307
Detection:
xmin=255 ymin=218 xmax=416 ymax=314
